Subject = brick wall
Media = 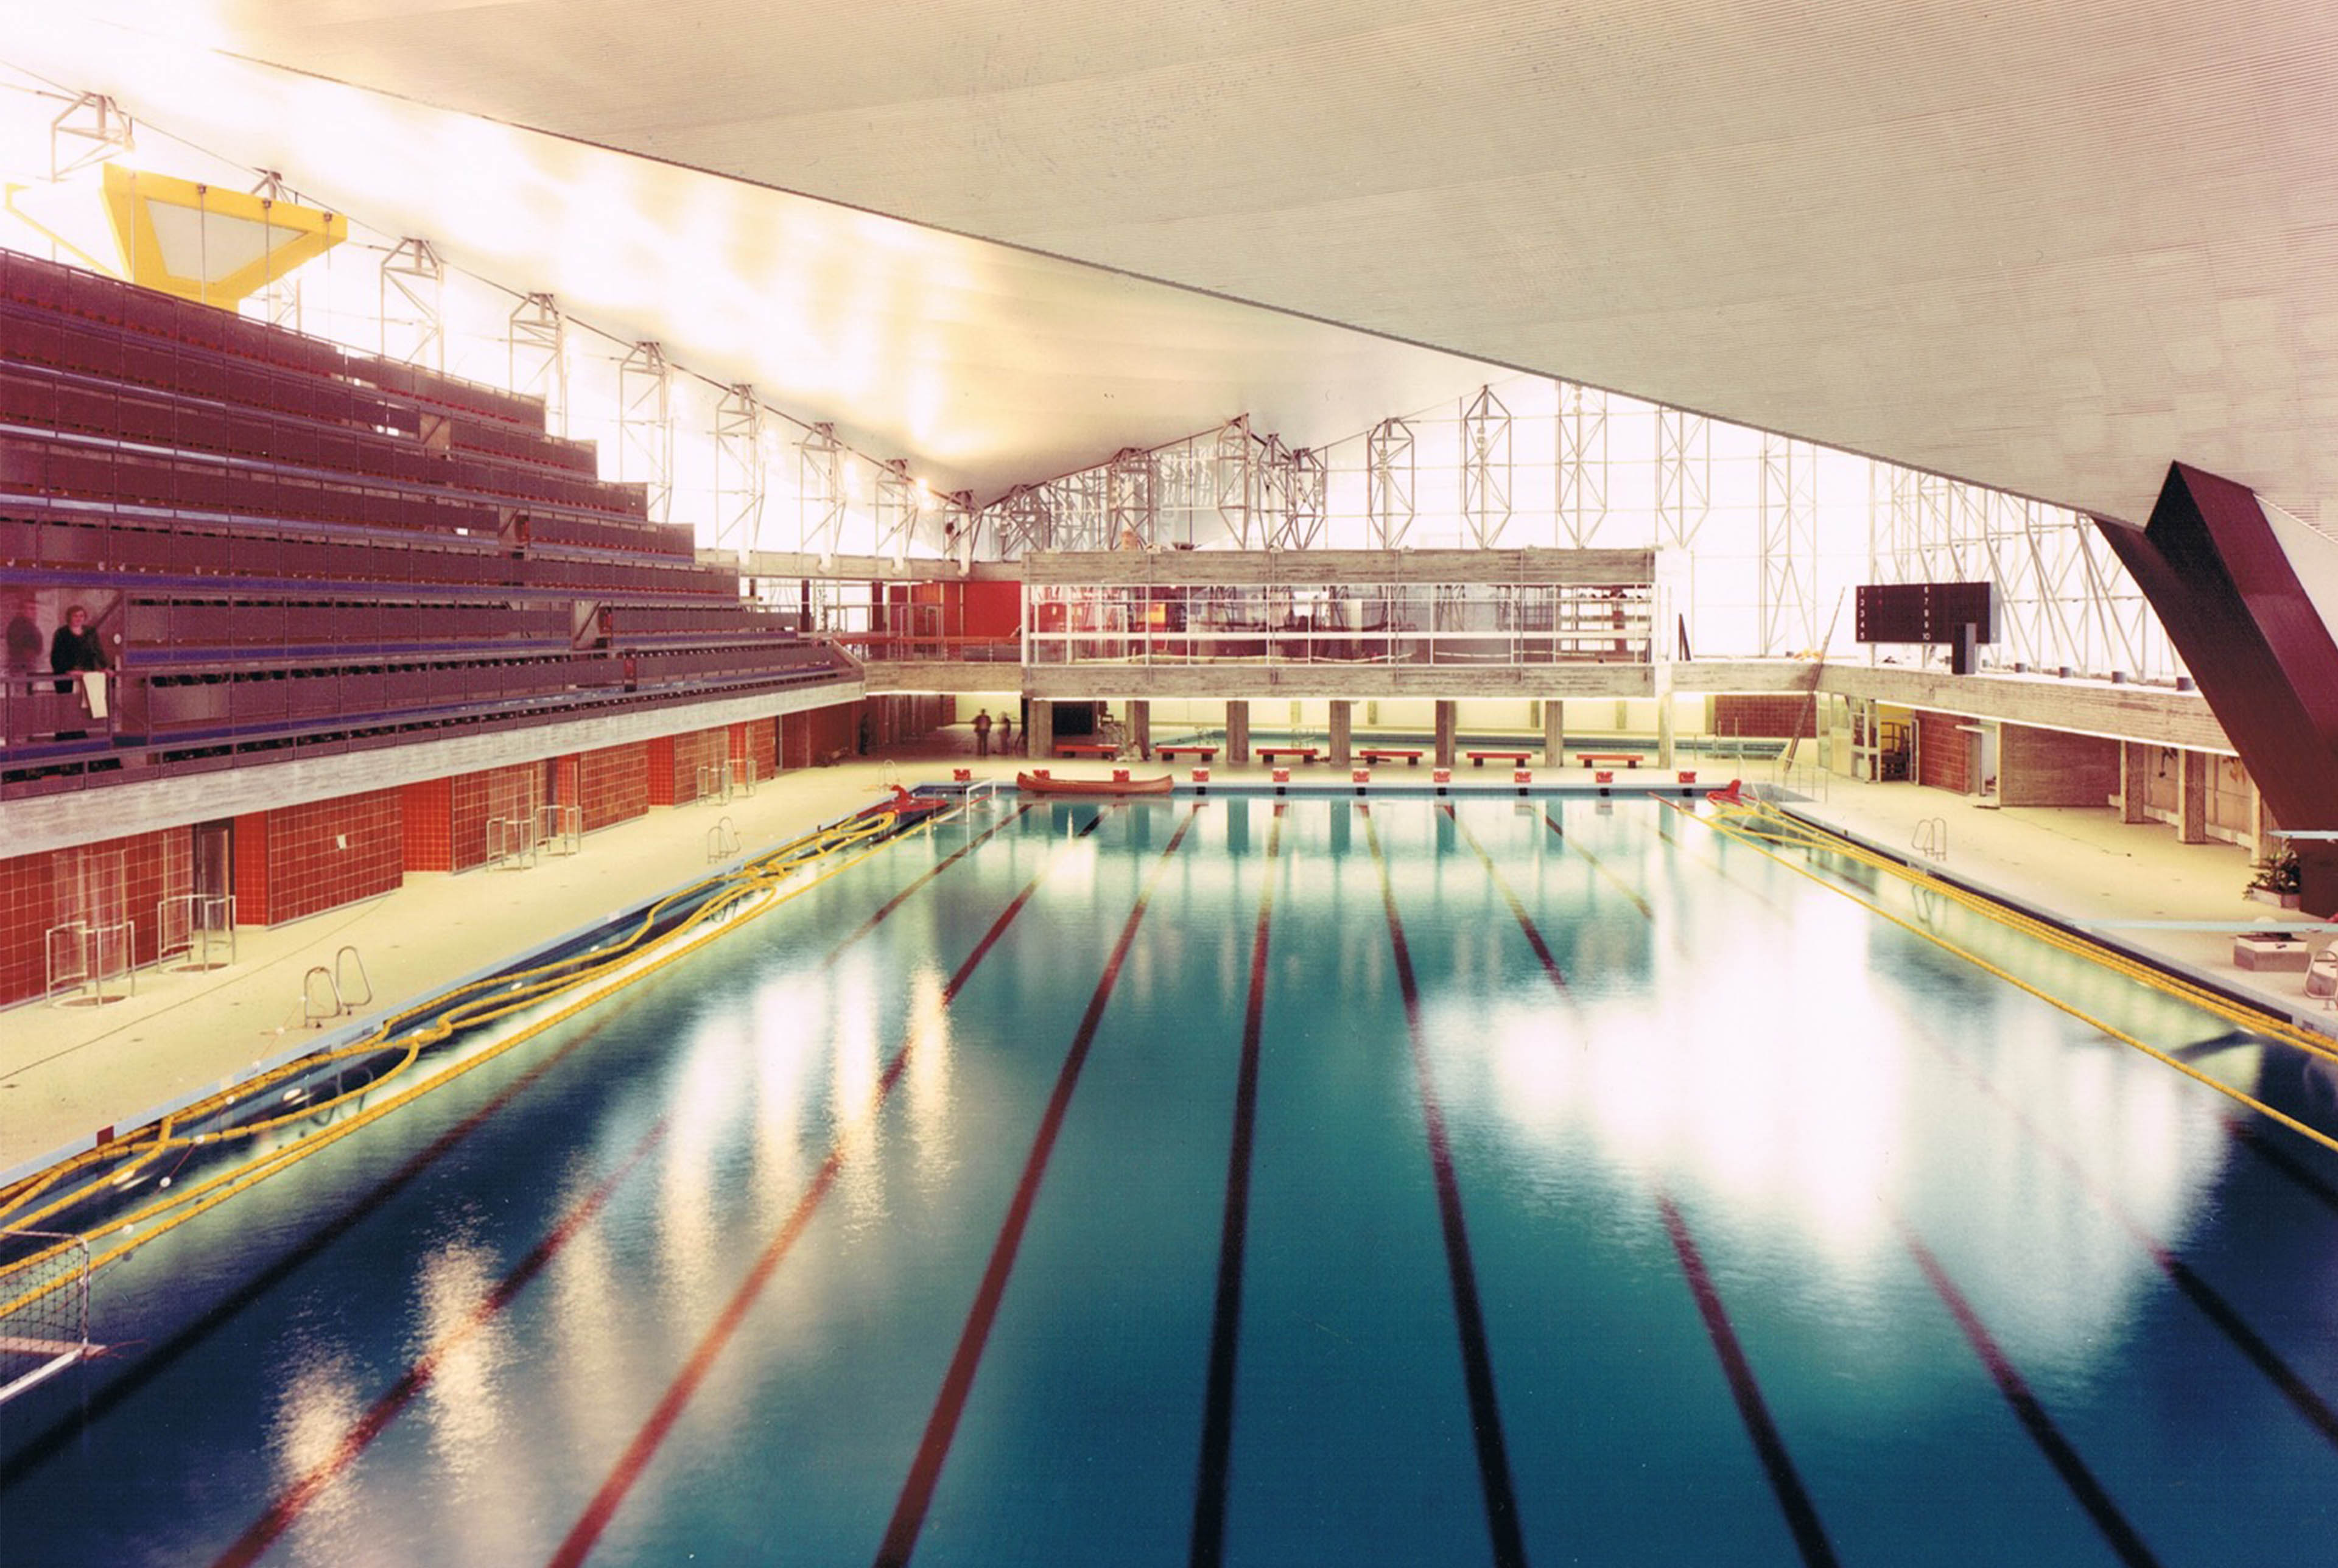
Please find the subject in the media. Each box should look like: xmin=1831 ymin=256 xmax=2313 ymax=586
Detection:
xmin=577 ymin=742 xmax=648 ymax=833
xmin=648 ymin=728 xmax=728 ymax=805
xmin=783 ymin=702 xmax=862 ymax=769
xmin=0 ymin=828 xmax=189 ymax=1006
xmin=1914 ymin=709 xmax=1972 ymax=794
xmin=1998 ymin=724 xmax=2119 ymax=807
xmin=1713 ymin=693 xmax=1817 ymax=738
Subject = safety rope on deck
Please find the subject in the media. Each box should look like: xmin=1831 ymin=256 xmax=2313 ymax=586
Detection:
xmin=0 ymin=802 xmax=948 ymax=1317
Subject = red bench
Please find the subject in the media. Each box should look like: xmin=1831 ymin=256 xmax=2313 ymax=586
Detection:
xmin=1156 ymin=744 xmax=1218 ymax=762
xmin=1358 ymin=747 xmax=1423 ymax=765
xmin=1055 ymin=741 xmax=1118 ymax=759
xmin=1466 ymin=750 xmax=1531 ymax=766
xmin=1256 ymin=746 xmax=1319 ymax=764
xmin=1575 ymin=752 xmax=1641 ymax=768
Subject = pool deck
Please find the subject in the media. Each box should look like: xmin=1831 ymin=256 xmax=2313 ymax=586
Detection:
xmin=6 ymin=730 xmax=2333 ymax=1180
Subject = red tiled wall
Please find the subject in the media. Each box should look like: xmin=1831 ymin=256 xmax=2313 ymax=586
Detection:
xmin=401 ymin=777 xmax=454 ymax=872
xmin=577 ymin=742 xmax=649 ymax=833
xmin=234 ymin=810 xmax=273 ymax=928
xmin=250 ymin=789 xmax=404 ymax=926
xmin=1914 ymin=709 xmax=1972 ymax=794
xmin=448 ymin=762 xmax=544 ymax=872
xmin=0 ymin=829 xmax=191 ymax=1006
xmin=728 ymin=719 xmax=777 ymax=783
xmin=1713 ymin=694 xmax=1817 ymax=738
xmin=652 ymin=728 xmax=726 ymax=805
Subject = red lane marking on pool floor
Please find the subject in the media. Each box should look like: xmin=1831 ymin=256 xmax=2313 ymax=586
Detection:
xmin=1361 ymin=807 xmax=1528 ymax=1568
xmin=872 ymin=809 xmax=1198 ymax=1568
xmin=549 ymin=807 xmax=1117 ymax=1568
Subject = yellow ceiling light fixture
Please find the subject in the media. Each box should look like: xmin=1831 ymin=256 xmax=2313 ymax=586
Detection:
xmin=100 ymin=164 xmax=345 ymax=309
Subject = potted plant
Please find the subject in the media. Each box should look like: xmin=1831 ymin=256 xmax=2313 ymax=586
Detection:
xmin=2247 ymin=849 xmax=2303 ymax=909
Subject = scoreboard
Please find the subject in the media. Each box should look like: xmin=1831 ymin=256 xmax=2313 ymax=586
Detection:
xmin=1855 ymin=581 xmax=1994 ymax=645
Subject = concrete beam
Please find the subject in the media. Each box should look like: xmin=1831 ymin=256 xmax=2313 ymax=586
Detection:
xmin=1817 ymin=666 xmax=2227 ymax=752
xmin=1022 ymin=664 xmax=1657 ymax=702
xmin=4 ymin=678 xmax=863 ymax=859
xmin=1020 ymin=546 xmax=1659 ymax=587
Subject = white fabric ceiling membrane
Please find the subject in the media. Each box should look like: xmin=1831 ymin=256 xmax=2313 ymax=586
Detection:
xmin=9 ymin=0 xmax=2336 ymax=524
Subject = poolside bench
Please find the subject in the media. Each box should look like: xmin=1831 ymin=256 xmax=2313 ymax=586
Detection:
xmin=1055 ymin=741 xmax=1119 ymax=759
xmin=1574 ymin=752 xmax=1641 ymax=768
xmin=1256 ymin=746 xmax=1319 ymax=765
xmin=1357 ymin=747 xmax=1423 ymax=766
xmin=1156 ymin=744 xmax=1218 ymax=762
xmin=1466 ymin=749 xmax=1531 ymax=767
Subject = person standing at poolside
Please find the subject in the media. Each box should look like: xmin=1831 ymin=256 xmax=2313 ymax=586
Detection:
xmin=972 ymin=707 xmax=992 ymax=755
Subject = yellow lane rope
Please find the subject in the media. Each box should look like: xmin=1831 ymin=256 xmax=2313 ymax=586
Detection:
xmin=0 ymin=800 xmax=949 ymax=1314
xmin=1679 ymin=796 xmax=2338 ymax=1160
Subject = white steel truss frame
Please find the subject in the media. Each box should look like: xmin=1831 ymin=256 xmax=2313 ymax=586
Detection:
xmin=796 ymin=422 xmax=845 ymax=559
xmin=379 ymin=237 xmax=444 ymax=372
xmin=507 ymin=293 xmax=567 ymax=438
xmin=1460 ymin=385 xmax=1513 ymax=548
xmin=617 ymin=340 xmax=673 ymax=525
xmin=712 ymin=383 xmax=764 ymax=555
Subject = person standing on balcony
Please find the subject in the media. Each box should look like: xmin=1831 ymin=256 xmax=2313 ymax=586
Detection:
xmin=973 ymin=708 xmax=992 ymax=755
xmin=5 ymin=597 xmax=41 ymax=680
xmin=50 ymin=604 xmax=107 ymax=691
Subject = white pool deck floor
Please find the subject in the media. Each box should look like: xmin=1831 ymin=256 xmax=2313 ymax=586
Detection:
xmin=5 ymin=728 xmax=2333 ymax=1183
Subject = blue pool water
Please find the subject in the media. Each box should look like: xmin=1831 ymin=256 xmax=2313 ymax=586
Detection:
xmin=4 ymin=794 xmax=2337 ymax=1566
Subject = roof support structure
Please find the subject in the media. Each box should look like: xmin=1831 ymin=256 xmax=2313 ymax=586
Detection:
xmin=712 ymin=383 xmax=764 ymax=555
xmin=508 ymin=292 xmax=567 ymax=438
xmin=379 ymin=237 xmax=443 ymax=371
xmin=617 ymin=340 xmax=673 ymax=525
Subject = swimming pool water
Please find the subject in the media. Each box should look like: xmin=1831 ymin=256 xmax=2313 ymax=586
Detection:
xmin=3 ymin=794 xmax=2336 ymax=1566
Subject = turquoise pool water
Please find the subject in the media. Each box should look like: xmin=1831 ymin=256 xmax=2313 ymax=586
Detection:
xmin=4 ymin=794 xmax=2336 ymax=1565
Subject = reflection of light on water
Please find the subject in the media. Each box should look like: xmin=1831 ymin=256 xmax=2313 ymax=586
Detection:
xmin=901 ymin=962 xmax=955 ymax=1191
xmin=829 ymin=953 xmax=887 ymax=1228
xmin=415 ymin=1230 xmax=506 ymax=1481
xmin=269 ymin=1339 xmax=366 ymax=1552
xmin=658 ymin=1018 xmax=746 ymax=1323
xmin=751 ymin=973 xmax=824 ymax=1205
xmin=544 ymin=1214 xmax=641 ymax=1496
xmin=1461 ymin=869 xmax=2238 ymax=1376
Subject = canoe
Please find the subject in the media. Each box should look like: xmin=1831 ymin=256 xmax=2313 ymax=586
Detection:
xmin=1016 ymin=771 xmax=1174 ymax=797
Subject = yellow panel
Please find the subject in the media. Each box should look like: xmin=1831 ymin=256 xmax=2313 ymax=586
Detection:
xmin=101 ymin=165 xmax=346 ymax=309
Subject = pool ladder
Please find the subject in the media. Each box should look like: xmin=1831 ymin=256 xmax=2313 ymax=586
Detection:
xmin=302 ymin=945 xmax=374 ymax=1027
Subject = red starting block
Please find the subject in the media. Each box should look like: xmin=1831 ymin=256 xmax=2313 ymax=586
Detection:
xmin=952 ymin=767 xmax=972 ymax=783
xmin=1513 ymin=770 xmax=1532 ymax=785
xmin=1433 ymin=768 xmax=1452 ymax=785
xmin=1113 ymin=768 xmax=1131 ymax=783
xmin=1033 ymin=768 xmax=1051 ymax=780
xmin=1677 ymin=770 xmax=1697 ymax=784
xmin=1352 ymin=768 xmax=1371 ymax=784
xmin=1272 ymin=768 xmax=1291 ymax=785
xmin=1595 ymin=770 xmax=1615 ymax=784
xmin=1192 ymin=768 xmax=1210 ymax=783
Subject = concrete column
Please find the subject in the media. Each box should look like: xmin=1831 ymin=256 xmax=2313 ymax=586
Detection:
xmin=1227 ymin=700 xmax=1250 ymax=766
xmin=1028 ymin=699 xmax=1055 ymax=762
xmin=2119 ymin=742 xmax=2154 ymax=824
xmin=2177 ymin=748 xmax=2209 ymax=844
xmin=1129 ymin=699 xmax=1151 ymax=760
xmin=1542 ymin=699 xmax=1564 ymax=768
xmin=2252 ymin=778 xmax=2277 ymax=860
xmin=1654 ymin=669 xmax=1677 ymax=769
xmin=1329 ymin=701 xmax=1352 ymax=768
xmin=1433 ymin=701 xmax=1456 ymax=769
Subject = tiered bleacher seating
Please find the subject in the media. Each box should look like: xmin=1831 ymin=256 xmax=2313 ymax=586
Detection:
xmin=0 ymin=249 xmax=852 ymax=796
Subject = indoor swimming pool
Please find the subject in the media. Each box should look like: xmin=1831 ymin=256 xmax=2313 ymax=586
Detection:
xmin=4 ymin=792 xmax=2336 ymax=1566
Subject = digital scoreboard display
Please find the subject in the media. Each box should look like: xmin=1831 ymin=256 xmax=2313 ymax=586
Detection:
xmin=1855 ymin=581 xmax=1994 ymax=645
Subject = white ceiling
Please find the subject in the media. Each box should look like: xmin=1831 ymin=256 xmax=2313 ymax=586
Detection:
xmin=7 ymin=1 xmax=2336 ymax=523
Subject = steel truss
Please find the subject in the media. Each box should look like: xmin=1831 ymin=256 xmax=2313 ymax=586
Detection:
xmin=1460 ymin=385 xmax=1513 ymax=548
xmin=712 ymin=384 xmax=764 ymax=554
xmin=250 ymin=171 xmax=304 ymax=333
xmin=797 ymin=422 xmax=845 ymax=559
xmin=874 ymin=458 xmax=922 ymax=562
xmin=508 ymin=293 xmax=567 ymax=437
xmin=1366 ymin=417 xmax=1416 ymax=549
xmin=379 ymin=237 xmax=444 ymax=371
xmin=1108 ymin=447 xmax=1156 ymax=550
xmin=1556 ymin=382 xmax=1609 ymax=548
xmin=1757 ymin=432 xmax=1818 ymax=655
xmin=48 ymin=92 xmax=133 ymax=183
xmin=617 ymin=341 xmax=673 ymax=524
xmin=1655 ymin=407 xmax=1711 ymax=550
